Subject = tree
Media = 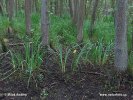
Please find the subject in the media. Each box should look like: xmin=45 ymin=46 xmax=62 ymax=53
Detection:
xmin=76 ymin=0 xmax=85 ymax=43
xmin=114 ymin=0 xmax=128 ymax=72
xmin=89 ymin=0 xmax=99 ymax=37
xmin=69 ymin=0 xmax=84 ymax=43
xmin=7 ymin=0 xmax=15 ymax=22
xmin=69 ymin=0 xmax=73 ymax=18
xmin=0 ymin=0 xmax=3 ymax=15
xmin=41 ymin=0 xmax=49 ymax=46
xmin=25 ymin=0 xmax=31 ymax=34
xmin=55 ymin=0 xmax=63 ymax=17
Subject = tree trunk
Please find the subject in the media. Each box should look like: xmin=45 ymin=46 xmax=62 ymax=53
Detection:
xmin=72 ymin=0 xmax=78 ymax=25
xmin=41 ymin=0 xmax=49 ymax=46
xmin=25 ymin=0 xmax=31 ymax=34
xmin=114 ymin=0 xmax=128 ymax=72
xmin=89 ymin=0 xmax=99 ymax=37
xmin=55 ymin=0 xmax=63 ymax=17
xmin=7 ymin=0 xmax=15 ymax=22
xmin=132 ymin=20 xmax=133 ymax=51
xmin=69 ymin=0 xmax=73 ymax=18
xmin=77 ymin=0 xmax=85 ymax=43
xmin=0 ymin=0 xmax=3 ymax=15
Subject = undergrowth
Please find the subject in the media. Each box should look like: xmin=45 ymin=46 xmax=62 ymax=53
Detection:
xmin=0 ymin=14 xmax=133 ymax=81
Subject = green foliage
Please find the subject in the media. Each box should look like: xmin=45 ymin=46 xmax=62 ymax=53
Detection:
xmin=90 ymin=39 xmax=113 ymax=65
xmin=128 ymin=51 xmax=133 ymax=70
xmin=12 ymin=17 xmax=26 ymax=38
xmin=71 ymin=42 xmax=93 ymax=70
xmin=56 ymin=43 xmax=71 ymax=73
xmin=0 ymin=16 xmax=10 ymax=34
xmin=49 ymin=16 xmax=76 ymax=46
xmin=10 ymin=34 xmax=44 ymax=87
xmin=1 ymin=14 xmax=133 ymax=75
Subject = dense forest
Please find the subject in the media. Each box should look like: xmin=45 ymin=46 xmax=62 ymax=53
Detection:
xmin=0 ymin=0 xmax=133 ymax=99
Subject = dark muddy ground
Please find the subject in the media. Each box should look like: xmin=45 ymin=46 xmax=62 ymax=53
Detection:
xmin=0 ymin=36 xmax=133 ymax=100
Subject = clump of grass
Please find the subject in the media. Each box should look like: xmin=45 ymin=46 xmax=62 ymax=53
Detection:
xmin=9 ymin=34 xmax=44 ymax=87
xmin=71 ymin=41 xmax=93 ymax=71
xmin=128 ymin=51 xmax=133 ymax=74
xmin=56 ymin=43 xmax=71 ymax=73
xmin=0 ymin=16 xmax=10 ymax=34
xmin=12 ymin=17 xmax=26 ymax=38
xmin=90 ymin=39 xmax=113 ymax=65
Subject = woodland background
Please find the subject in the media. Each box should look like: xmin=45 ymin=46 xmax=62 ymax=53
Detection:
xmin=0 ymin=0 xmax=133 ymax=99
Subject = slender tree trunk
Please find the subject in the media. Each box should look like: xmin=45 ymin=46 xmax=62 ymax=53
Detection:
xmin=35 ymin=0 xmax=39 ymax=12
xmin=0 ymin=0 xmax=3 ymax=15
xmin=32 ymin=0 xmax=35 ymax=12
xmin=55 ymin=0 xmax=63 ymax=17
xmin=25 ymin=0 xmax=31 ymax=34
xmin=73 ymin=0 xmax=78 ymax=25
xmin=7 ymin=0 xmax=15 ymax=22
xmin=111 ymin=0 xmax=116 ymax=18
xmin=77 ymin=0 xmax=85 ymax=43
xmin=59 ymin=0 xmax=63 ymax=16
xmin=103 ymin=0 xmax=107 ymax=16
xmin=69 ymin=0 xmax=73 ymax=18
xmin=114 ymin=0 xmax=128 ymax=72
xmin=41 ymin=0 xmax=49 ymax=46
xmin=55 ymin=0 xmax=59 ymax=16
xmin=89 ymin=0 xmax=99 ymax=37
xmin=132 ymin=20 xmax=133 ymax=50
xmin=15 ymin=0 xmax=18 ymax=16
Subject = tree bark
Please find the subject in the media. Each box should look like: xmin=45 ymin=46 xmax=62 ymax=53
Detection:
xmin=0 ymin=0 xmax=3 ymax=15
xmin=25 ymin=0 xmax=31 ymax=34
xmin=89 ymin=0 xmax=99 ymax=37
xmin=41 ymin=0 xmax=49 ymax=46
xmin=77 ymin=0 xmax=85 ymax=43
xmin=114 ymin=0 xmax=128 ymax=72
xmin=69 ymin=0 xmax=73 ymax=18
xmin=7 ymin=0 xmax=15 ymax=22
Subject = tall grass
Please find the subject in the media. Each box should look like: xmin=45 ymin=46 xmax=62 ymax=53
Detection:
xmin=1 ymin=14 xmax=132 ymax=76
xmin=56 ymin=43 xmax=71 ymax=73
xmin=128 ymin=51 xmax=133 ymax=71
xmin=91 ymin=39 xmax=113 ymax=65
xmin=10 ymin=34 xmax=44 ymax=87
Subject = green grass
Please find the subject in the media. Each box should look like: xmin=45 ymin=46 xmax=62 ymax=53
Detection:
xmin=128 ymin=51 xmax=133 ymax=71
xmin=9 ymin=34 xmax=44 ymax=87
xmin=0 ymin=14 xmax=133 ymax=75
xmin=0 ymin=16 xmax=10 ymax=34
xmin=56 ymin=43 xmax=71 ymax=73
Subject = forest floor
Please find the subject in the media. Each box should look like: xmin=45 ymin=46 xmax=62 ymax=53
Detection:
xmin=0 ymin=36 xmax=133 ymax=100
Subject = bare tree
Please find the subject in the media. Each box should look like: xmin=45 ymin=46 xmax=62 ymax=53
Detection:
xmin=41 ymin=0 xmax=49 ymax=46
xmin=114 ymin=0 xmax=128 ymax=72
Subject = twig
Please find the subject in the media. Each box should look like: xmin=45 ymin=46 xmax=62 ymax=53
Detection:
xmin=8 ymin=42 xmax=32 ymax=46
xmin=81 ymin=71 xmax=107 ymax=77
